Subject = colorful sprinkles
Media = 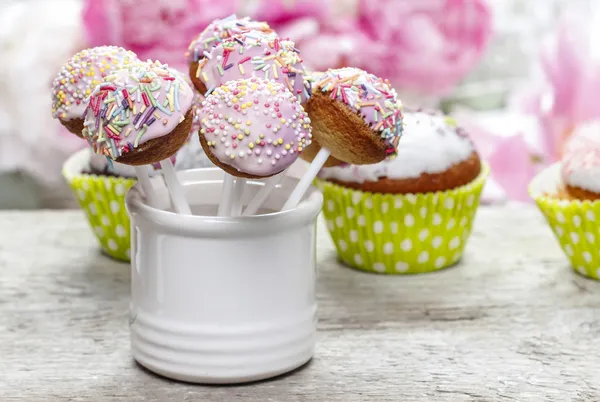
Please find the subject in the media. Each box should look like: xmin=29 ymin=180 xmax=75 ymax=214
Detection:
xmin=186 ymin=15 xmax=273 ymax=63
xmin=82 ymin=61 xmax=193 ymax=161
xmin=198 ymin=77 xmax=312 ymax=177
xmin=196 ymin=31 xmax=311 ymax=103
xmin=313 ymin=67 xmax=404 ymax=157
xmin=52 ymin=46 xmax=138 ymax=121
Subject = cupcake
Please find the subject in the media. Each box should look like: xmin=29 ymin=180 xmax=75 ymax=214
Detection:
xmin=530 ymin=125 xmax=600 ymax=280
xmin=315 ymin=110 xmax=488 ymax=274
xmin=63 ymin=135 xmax=213 ymax=262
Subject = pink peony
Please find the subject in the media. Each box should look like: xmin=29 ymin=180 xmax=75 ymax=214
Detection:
xmin=516 ymin=12 xmax=600 ymax=164
xmin=82 ymin=0 xmax=238 ymax=70
xmin=355 ymin=0 xmax=492 ymax=96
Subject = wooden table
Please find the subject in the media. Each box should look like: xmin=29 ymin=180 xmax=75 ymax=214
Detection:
xmin=1 ymin=205 xmax=599 ymax=401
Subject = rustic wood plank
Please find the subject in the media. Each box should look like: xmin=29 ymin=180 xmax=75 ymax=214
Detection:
xmin=0 ymin=205 xmax=599 ymax=401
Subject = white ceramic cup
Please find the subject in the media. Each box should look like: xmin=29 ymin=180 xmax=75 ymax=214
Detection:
xmin=125 ymin=168 xmax=323 ymax=384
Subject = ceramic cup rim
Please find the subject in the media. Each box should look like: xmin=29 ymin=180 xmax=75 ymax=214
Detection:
xmin=125 ymin=167 xmax=323 ymax=236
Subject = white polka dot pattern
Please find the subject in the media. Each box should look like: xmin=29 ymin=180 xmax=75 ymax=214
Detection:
xmin=317 ymin=167 xmax=487 ymax=274
xmin=68 ymin=174 xmax=135 ymax=262
xmin=535 ymin=191 xmax=600 ymax=280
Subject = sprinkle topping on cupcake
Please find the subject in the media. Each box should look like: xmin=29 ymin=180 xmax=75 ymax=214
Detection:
xmin=186 ymin=15 xmax=273 ymax=63
xmin=52 ymin=46 xmax=138 ymax=121
xmin=82 ymin=61 xmax=194 ymax=160
xmin=313 ymin=67 xmax=403 ymax=157
xmin=196 ymin=31 xmax=310 ymax=103
xmin=198 ymin=77 xmax=312 ymax=177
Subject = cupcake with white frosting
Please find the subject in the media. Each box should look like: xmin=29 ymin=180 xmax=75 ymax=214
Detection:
xmin=530 ymin=121 xmax=600 ymax=280
xmin=315 ymin=110 xmax=488 ymax=274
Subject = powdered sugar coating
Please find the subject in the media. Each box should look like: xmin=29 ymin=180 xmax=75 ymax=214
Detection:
xmin=52 ymin=46 xmax=138 ymax=121
xmin=198 ymin=77 xmax=312 ymax=176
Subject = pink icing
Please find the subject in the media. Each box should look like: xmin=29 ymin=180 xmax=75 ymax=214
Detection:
xmin=198 ymin=77 xmax=312 ymax=177
xmin=82 ymin=61 xmax=194 ymax=161
xmin=186 ymin=15 xmax=274 ymax=63
xmin=195 ymin=31 xmax=311 ymax=104
xmin=52 ymin=46 xmax=138 ymax=121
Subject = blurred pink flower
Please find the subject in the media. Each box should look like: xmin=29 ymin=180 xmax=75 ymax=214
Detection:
xmin=455 ymin=110 xmax=538 ymax=203
xmin=275 ymin=17 xmax=366 ymax=71
xmin=82 ymin=0 xmax=238 ymax=70
xmin=518 ymin=13 xmax=600 ymax=163
xmin=355 ymin=0 xmax=492 ymax=96
xmin=251 ymin=0 xmax=331 ymax=24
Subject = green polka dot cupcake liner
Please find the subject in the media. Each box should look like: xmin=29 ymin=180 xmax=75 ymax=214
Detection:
xmin=315 ymin=164 xmax=488 ymax=274
xmin=530 ymin=163 xmax=600 ymax=280
xmin=63 ymin=149 xmax=135 ymax=262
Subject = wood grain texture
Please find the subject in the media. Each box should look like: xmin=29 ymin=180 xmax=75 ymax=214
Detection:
xmin=1 ymin=205 xmax=599 ymax=401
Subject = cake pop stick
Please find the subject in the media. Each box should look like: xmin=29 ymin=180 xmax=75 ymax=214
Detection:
xmin=285 ymin=67 xmax=405 ymax=210
xmin=283 ymin=147 xmax=330 ymax=210
xmin=242 ymin=173 xmax=285 ymax=216
xmin=218 ymin=174 xmax=236 ymax=216
xmin=134 ymin=166 xmax=159 ymax=208
xmin=231 ymin=178 xmax=246 ymax=216
xmin=160 ymin=159 xmax=191 ymax=215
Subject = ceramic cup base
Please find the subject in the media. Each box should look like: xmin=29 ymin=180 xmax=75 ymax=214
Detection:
xmin=125 ymin=168 xmax=322 ymax=384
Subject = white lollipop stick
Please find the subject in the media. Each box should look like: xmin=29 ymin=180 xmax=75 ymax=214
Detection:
xmin=218 ymin=174 xmax=236 ymax=216
xmin=282 ymin=147 xmax=331 ymax=210
xmin=243 ymin=173 xmax=285 ymax=216
xmin=159 ymin=159 xmax=192 ymax=215
xmin=134 ymin=166 xmax=158 ymax=208
xmin=231 ymin=178 xmax=246 ymax=216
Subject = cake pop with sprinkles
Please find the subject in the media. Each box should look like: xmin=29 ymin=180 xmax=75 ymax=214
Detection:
xmin=187 ymin=15 xmax=273 ymax=91
xmin=52 ymin=46 xmax=139 ymax=136
xmin=82 ymin=60 xmax=194 ymax=166
xmin=300 ymin=67 xmax=404 ymax=166
xmin=198 ymin=77 xmax=312 ymax=178
xmin=193 ymin=30 xmax=311 ymax=105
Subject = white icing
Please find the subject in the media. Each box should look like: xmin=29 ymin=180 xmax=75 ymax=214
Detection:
xmin=319 ymin=111 xmax=475 ymax=182
xmin=561 ymin=122 xmax=600 ymax=193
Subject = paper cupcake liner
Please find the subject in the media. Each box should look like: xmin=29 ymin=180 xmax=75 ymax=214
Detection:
xmin=63 ymin=149 xmax=135 ymax=262
xmin=315 ymin=164 xmax=489 ymax=274
xmin=529 ymin=163 xmax=600 ymax=280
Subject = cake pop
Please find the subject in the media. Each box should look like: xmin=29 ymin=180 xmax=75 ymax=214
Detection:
xmin=82 ymin=60 xmax=194 ymax=166
xmin=198 ymin=77 xmax=312 ymax=179
xmin=52 ymin=46 xmax=138 ymax=136
xmin=193 ymin=31 xmax=310 ymax=105
xmin=300 ymin=67 xmax=404 ymax=165
xmin=187 ymin=15 xmax=274 ymax=92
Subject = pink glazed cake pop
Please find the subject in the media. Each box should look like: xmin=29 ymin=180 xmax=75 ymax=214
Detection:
xmin=198 ymin=77 xmax=312 ymax=179
xmin=52 ymin=46 xmax=139 ymax=137
xmin=193 ymin=31 xmax=310 ymax=105
xmin=187 ymin=15 xmax=274 ymax=91
xmin=82 ymin=60 xmax=195 ymax=166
